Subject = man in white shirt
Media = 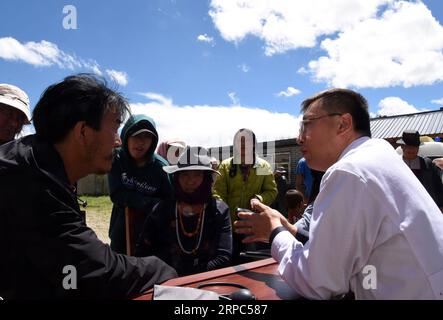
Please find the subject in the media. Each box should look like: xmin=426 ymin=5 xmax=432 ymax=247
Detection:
xmin=235 ymin=88 xmax=443 ymax=299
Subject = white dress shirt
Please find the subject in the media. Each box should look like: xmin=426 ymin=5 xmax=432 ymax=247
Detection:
xmin=272 ymin=137 xmax=443 ymax=299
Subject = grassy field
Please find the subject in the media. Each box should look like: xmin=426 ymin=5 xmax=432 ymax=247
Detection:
xmin=81 ymin=196 xmax=113 ymax=244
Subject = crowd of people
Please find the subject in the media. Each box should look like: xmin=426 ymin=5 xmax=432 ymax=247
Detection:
xmin=1 ymin=75 xmax=443 ymax=300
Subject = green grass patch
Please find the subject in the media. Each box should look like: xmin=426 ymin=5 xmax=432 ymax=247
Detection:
xmin=80 ymin=196 xmax=113 ymax=244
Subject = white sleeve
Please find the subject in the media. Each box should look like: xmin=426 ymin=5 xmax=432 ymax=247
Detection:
xmin=271 ymin=169 xmax=377 ymax=299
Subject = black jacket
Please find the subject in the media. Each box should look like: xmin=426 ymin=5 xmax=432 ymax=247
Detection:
xmin=135 ymin=198 xmax=232 ymax=276
xmin=417 ymin=157 xmax=443 ymax=208
xmin=0 ymin=136 xmax=177 ymax=299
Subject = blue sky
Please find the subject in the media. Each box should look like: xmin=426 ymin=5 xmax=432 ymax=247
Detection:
xmin=1 ymin=0 xmax=443 ymax=147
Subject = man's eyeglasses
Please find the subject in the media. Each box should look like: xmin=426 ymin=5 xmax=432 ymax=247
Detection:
xmin=299 ymin=113 xmax=342 ymax=134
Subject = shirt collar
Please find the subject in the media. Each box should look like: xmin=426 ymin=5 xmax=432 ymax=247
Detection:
xmin=337 ymin=136 xmax=371 ymax=162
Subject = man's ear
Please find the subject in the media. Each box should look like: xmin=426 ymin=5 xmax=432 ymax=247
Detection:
xmin=72 ymin=121 xmax=88 ymax=145
xmin=338 ymin=113 xmax=353 ymax=134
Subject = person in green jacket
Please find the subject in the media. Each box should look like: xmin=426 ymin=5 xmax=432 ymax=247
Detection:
xmin=108 ymin=114 xmax=172 ymax=254
xmin=213 ymin=128 xmax=277 ymax=263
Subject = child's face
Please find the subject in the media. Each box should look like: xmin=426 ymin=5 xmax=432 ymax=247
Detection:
xmin=127 ymin=132 xmax=153 ymax=162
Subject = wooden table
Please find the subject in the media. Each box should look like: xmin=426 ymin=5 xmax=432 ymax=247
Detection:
xmin=134 ymin=258 xmax=300 ymax=300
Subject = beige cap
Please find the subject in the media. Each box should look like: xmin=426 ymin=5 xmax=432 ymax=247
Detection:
xmin=0 ymin=83 xmax=31 ymax=122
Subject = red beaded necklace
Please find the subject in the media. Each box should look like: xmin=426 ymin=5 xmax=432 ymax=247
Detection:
xmin=177 ymin=202 xmax=205 ymax=238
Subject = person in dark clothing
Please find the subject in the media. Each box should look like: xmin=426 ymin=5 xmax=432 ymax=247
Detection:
xmin=285 ymin=189 xmax=304 ymax=224
xmin=272 ymin=167 xmax=290 ymax=217
xmin=108 ymin=114 xmax=172 ymax=254
xmin=0 ymin=74 xmax=177 ymax=300
xmin=293 ymin=170 xmax=324 ymax=244
xmin=135 ymin=146 xmax=232 ymax=276
xmin=397 ymin=130 xmax=443 ymax=212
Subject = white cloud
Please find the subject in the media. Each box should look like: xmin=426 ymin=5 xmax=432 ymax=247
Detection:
xmin=0 ymin=37 xmax=81 ymax=68
xmin=238 ymin=63 xmax=250 ymax=73
xmin=197 ymin=34 xmax=215 ymax=46
xmin=131 ymin=92 xmax=299 ymax=148
xmin=431 ymin=98 xmax=443 ymax=106
xmin=297 ymin=67 xmax=309 ymax=75
xmin=0 ymin=37 xmax=127 ymax=84
xmin=137 ymin=92 xmax=174 ymax=107
xmin=105 ymin=69 xmax=129 ymax=86
xmin=89 ymin=63 xmax=103 ymax=76
xmin=209 ymin=0 xmax=391 ymax=56
xmin=377 ymin=97 xmax=428 ymax=116
xmin=210 ymin=1 xmax=443 ymax=89
xmin=277 ymin=86 xmax=301 ymax=98
xmin=307 ymin=1 xmax=443 ymax=88
xmin=228 ymin=92 xmax=239 ymax=105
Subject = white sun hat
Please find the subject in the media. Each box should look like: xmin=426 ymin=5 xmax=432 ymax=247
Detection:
xmin=0 ymin=83 xmax=31 ymax=123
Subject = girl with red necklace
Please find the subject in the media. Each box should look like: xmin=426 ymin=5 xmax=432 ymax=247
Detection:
xmin=135 ymin=147 xmax=232 ymax=276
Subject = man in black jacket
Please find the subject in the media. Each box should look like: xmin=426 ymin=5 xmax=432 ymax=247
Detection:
xmin=398 ymin=130 xmax=443 ymax=212
xmin=0 ymin=74 xmax=177 ymax=300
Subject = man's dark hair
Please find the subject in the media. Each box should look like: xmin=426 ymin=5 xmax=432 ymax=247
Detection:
xmin=301 ymin=88 xmax=371 ymax=138
xmin=33 ymin=74 xmax=130 ymax=143
xmin=285 ymin=189 xmax=304 ymax=210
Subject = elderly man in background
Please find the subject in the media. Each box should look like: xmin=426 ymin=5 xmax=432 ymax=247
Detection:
xmin=0 ymin=83 xmax=31 ymax=145
xmin=397 ymin=130 xmax=443 ymax=211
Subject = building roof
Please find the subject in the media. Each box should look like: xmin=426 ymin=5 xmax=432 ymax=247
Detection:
xmin=370 ymin=109 xmax=443 ymax=139
xmin=208 ymin=110 xmax=443 ymax=151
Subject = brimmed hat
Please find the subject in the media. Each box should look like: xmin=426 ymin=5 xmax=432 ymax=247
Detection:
xmin=396 ymin=130 xmax=423 ymax=147
xmin=275 ymin=166 xmax=287 ymax=174
xmin=163 ymin=146 xmax=220 ymax=175
xmin=0 ymin=83 xmax=31 ymax=122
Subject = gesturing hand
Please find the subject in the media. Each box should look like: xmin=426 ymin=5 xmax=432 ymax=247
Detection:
xmin=235 ymin=201 xmax=283 ymax=243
